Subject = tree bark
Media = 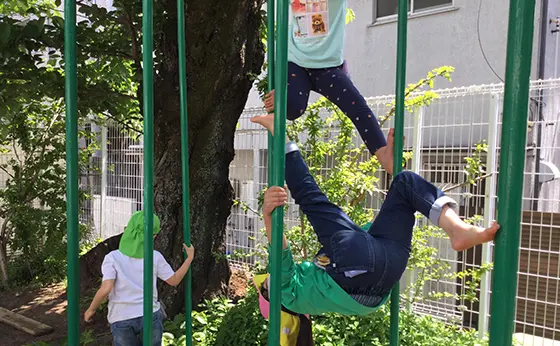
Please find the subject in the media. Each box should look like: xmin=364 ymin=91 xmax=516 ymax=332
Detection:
xmin=0 ymin=241 xmax=9 ymax=285
xmin=0 ymin=220 xmax=10 ymax=284
xmin=151 ymin=0 xmax=264 ymax=316
xmin=79 ymin=234 xmax=122 ymax=293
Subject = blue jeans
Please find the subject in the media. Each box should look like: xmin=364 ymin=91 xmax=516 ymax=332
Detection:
xmin=285 ymin=149 xmax=457 ymax=296
xmin=110 ymin=309 xmax=164 ymax=346
xmin=287 ymin=62 xmax=387 ymax=155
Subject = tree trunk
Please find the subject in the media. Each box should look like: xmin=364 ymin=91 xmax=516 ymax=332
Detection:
xmin=78 ymin=0 xmax=264 ymax=316
xmin=79 ymin=234 xmax=122 ymax=293
xmin=0 ymin=240 xmax=9 ymax=285
xmin=151 ymin=0 xmax=264 ymax=316
xmin=0 ymin=220 xmax=9 ymax=285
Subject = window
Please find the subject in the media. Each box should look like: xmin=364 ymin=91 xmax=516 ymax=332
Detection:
xmin=375 ymin=0 xmax=453 ymax=20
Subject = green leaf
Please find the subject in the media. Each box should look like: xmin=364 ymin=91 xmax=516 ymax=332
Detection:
xmin=0 ymin=22 xmax=11 ymax=43
xmin=23 ymin=21 xmax=40 ymax=37
xmin=52 ymin=16 xmax=63 ymax=29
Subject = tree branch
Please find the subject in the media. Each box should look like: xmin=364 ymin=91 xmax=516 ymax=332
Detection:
xmin=0 ymin=166 xmax=13 ymax=180
xmin=25 ymin=110 xmax=60 ymax=164
xmin=11 ymin=141 xmax=22 ymax=168
xmin=103 ymin=113 xmax=143 ymax=135
xmin=442 ymin=173 xmax=492 ymax=193
xmin=124 ymin=8 xmax=144 ymax=115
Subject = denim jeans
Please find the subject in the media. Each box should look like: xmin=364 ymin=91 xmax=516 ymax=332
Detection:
xmin=110 ymin=309 xmax=164 ymax=346
xmin=285 ymin=148 xmax=457 ymax=297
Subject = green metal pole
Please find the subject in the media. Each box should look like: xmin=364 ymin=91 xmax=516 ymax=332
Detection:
xmin=142 ymin=0 xmax=155 ymax=343
xmin=64 ymin=0 xmax=79 ymax=343
xmin=267 ymin=0 xmax=288 ymax=344
xmin=267 ymin=0 xmax=275 ymax=185
xmin=177 ymin=1 xmax=193 ymax=345
xmin=390 ymin=0 xmax=408 ymax=345
xmin=489 ymin=1 xmax=536 ymax=345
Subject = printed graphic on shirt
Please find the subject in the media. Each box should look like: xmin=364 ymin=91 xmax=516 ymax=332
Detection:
xmin=291 ymin=0 xmax=329 ymax=38
xmin=312 ymin=252 xmax=330 ymax=269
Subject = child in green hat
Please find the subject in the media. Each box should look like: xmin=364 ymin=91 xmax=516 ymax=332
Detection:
xmin=84 ymin=211 xmax=194 ymax=346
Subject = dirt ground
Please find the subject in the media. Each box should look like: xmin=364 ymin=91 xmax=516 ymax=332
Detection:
xmin=0 ymin=283 xmax=110 ymax=346
xmin=0 ymin=269 xmax=250 ymax=346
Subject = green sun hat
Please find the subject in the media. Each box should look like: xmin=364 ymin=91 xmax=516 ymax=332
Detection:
xmin=119 ymin=210 xmax=161 ymax=259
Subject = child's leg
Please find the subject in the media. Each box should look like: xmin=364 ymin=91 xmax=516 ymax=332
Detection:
xmin=310 ymin=66 xmax=394 ymax=172
xmin=284 ymin=145 xmax=364 ymax=255
xmin=369 ymin=171 xmax=499 ymax=251
xmin=287 ymin=62 xmax=313 ymax=121
xmin=152 ymin=309 xmax=164 ymax=346
xmin=250 ymin=113 xmax=363 ymax=255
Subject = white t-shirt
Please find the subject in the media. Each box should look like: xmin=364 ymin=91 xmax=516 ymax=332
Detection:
xmin=101 ymin=250 xmax=175 ymax=324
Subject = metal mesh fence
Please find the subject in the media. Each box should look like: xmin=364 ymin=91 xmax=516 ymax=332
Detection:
xmin=0 ymin=79 xmax=559 ymax=343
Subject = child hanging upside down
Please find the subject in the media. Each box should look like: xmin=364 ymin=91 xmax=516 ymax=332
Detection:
xmin=265 ymin=0 xmax=396 ymax=174
xmin=250 ymin=113 xmax=499 ymax=316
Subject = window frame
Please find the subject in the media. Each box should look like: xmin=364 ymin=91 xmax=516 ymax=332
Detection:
xmin=372 ymin=0 xmax=455 ymax=24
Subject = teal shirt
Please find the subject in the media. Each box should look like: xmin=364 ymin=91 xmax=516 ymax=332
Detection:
xmin=288 ymin=0 xmax=347 ymax=69
xmin=273 ymin=246 xmax=390 ymax=316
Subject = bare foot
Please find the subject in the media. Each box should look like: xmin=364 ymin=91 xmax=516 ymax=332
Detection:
xmin=251 ymin=113 xmax=275 ymax=135
xmin=450 ymin=221 xmax=500 ymax=251
xmin=375 ymin=128 xmax=395 ymax=175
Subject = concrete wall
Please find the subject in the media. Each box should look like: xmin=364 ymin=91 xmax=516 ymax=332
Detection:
xmin=245 ymin=0 xmax=543 ymax=107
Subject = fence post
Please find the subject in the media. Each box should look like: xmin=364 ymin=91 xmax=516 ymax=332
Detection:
xmin=489 ymin=0 xmax=536 ymax=344
xmin=478 ymin=93 xmax=500 ymax=337
xmin=406 ymin=106 xmax=423 ymax=312
xmin=253 ymin=147 xmax=260 ymax=209
xmin=100 ymin=125 xmax=108 ymax=239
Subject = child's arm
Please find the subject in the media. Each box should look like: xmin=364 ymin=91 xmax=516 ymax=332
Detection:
xmin=263 ymin=186 xmax=289 ymax=250
xmin=84 ymin=279 xmax=114 ymax=322
xmin=165 ymin=244 xmax=195 ymax=287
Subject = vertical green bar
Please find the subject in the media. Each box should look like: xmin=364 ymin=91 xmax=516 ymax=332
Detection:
xmin=489 ymin=1 xmax=536 ymax=345
xmin=142 ymin=0 xmax=155 ymax=343
xmin=177 ymin=0 xmax=193 ymax=345
xmin=390 ymin=0 xmax=408 ymax=345
xmin=64 ymin=0 xmax=79 ymax=343
xmin=267 ymin=0 xmax=288 ymax=345
xmin=267 ymin=0 xmax=276 ymax=185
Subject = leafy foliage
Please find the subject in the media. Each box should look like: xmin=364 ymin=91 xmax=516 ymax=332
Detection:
xmin=0 ymin=97 xmax=96 ymax=285
xmin=464 ymin=140 xmax=489 ymax=185
xmin=0 ymin=0 xmax=142 ymax=285
xmin=160 ymin=288 xmax=488 ymax=346
xmin=379 ymin=66 xmax=455 ymax=126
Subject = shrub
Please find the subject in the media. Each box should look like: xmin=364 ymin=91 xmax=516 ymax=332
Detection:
xmin=161 ymin=287 xmax=487 ymax=346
